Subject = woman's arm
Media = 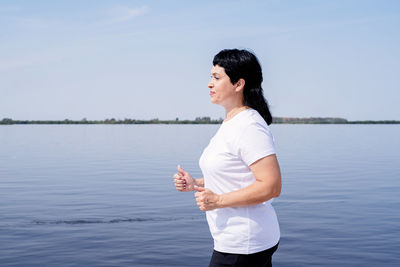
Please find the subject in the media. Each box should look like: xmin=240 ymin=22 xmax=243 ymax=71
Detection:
xmin=194 ymin=154 xmax=281 ymax=211
xmin=219 ymin=154 xmax=281 ymax=207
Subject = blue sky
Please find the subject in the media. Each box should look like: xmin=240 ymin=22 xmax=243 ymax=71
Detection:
xmin=1 ymin=0 xmax=399 ymax=121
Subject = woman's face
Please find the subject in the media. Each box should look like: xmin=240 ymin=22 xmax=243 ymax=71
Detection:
xmin=208 ymin=65 xmax=239 ymax=107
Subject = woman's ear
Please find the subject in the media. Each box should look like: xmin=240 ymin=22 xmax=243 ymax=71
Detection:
xmin=235 ymin=78 xmax=245 ymax=93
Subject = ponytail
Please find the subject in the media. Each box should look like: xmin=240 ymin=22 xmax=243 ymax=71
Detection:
xmin=243 ymin=87 xmax=273 ymax=125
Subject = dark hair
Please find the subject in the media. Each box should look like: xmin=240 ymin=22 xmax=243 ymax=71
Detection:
xmin=213 ymin=49 xmax=273 ymax=125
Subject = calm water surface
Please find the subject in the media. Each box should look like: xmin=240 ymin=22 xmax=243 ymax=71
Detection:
xmin=0 ymin=124 xmax=399 ymax=266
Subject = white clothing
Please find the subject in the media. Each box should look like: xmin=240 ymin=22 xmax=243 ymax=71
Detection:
xmin=199 ymin=108 xmax=280 ymax=254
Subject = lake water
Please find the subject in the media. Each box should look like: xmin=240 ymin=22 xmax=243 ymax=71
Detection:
xmin=0 ymin=124 xmax=399 ymax=266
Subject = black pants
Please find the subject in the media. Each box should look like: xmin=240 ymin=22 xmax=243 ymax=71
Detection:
xmin=209 ymin=242 xmax=279 ymax=267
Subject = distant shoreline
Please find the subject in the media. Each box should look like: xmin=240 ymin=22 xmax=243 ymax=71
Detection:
xmin=1 ymin=117 xmax=399 ymax=125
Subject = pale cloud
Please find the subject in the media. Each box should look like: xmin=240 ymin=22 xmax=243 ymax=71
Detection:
xmin=12 ymin=16 xmax=49 ymax=30
xmin=0 ymin=5 xmax=21 ymax=13
xmin=109 ymin=5 xmax=149 ymax=23
xmin=0 ymin=54 xmax=65 ymax=72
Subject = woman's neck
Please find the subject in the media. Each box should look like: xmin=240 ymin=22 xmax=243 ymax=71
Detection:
xmin=224 ymin=105 xmax=249 ymax=122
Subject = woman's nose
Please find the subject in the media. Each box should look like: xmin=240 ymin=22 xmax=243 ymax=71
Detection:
xmin=208 ymin=81 xmax=213 ymax=88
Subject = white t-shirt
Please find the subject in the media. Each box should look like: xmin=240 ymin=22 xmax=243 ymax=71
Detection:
xmin=199 ymin=108 xmax=280 ymax=254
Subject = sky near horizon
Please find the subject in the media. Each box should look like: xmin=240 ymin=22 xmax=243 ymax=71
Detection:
xmin=1 ymin=0 xmax=399 ymax=121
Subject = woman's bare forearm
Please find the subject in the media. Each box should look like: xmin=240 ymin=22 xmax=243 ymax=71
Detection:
xmin=217 ymin=180 xmax=280 ymax=208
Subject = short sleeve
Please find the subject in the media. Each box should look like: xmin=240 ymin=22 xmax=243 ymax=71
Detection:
xmin=237 ymin=122 xmax=276 ymax=166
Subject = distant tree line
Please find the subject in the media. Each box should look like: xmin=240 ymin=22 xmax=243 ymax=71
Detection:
xmin=0 ymin=117 xmax=223 ymax=125
xmin=1 ymin=117 xmax=399 ymax=125
xmin=273 ymin=117 xmax=349 ymax=124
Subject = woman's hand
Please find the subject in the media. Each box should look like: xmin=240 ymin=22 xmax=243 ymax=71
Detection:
xmin=173 ymin=165 xmax=196 ymax=192
xmin=194 ymin=187 xmax=220 ymax=211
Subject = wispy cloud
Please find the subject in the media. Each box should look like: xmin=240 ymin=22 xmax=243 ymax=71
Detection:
xmin=11 ymin=16 xmax=49 ymax=30
xmin=0 ymin=5 xmax=20 ymax=13
xmin=0 ymin=53 xmax=66 ymax=72
xmin=0 ymin=4 xmax=48 ymax=31
xmin=108 ymin=5 xmax=149 ymax=23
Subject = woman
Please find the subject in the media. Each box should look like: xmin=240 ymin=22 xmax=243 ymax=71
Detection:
xmin=173 ymin=49 xmax=281 ymax=267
